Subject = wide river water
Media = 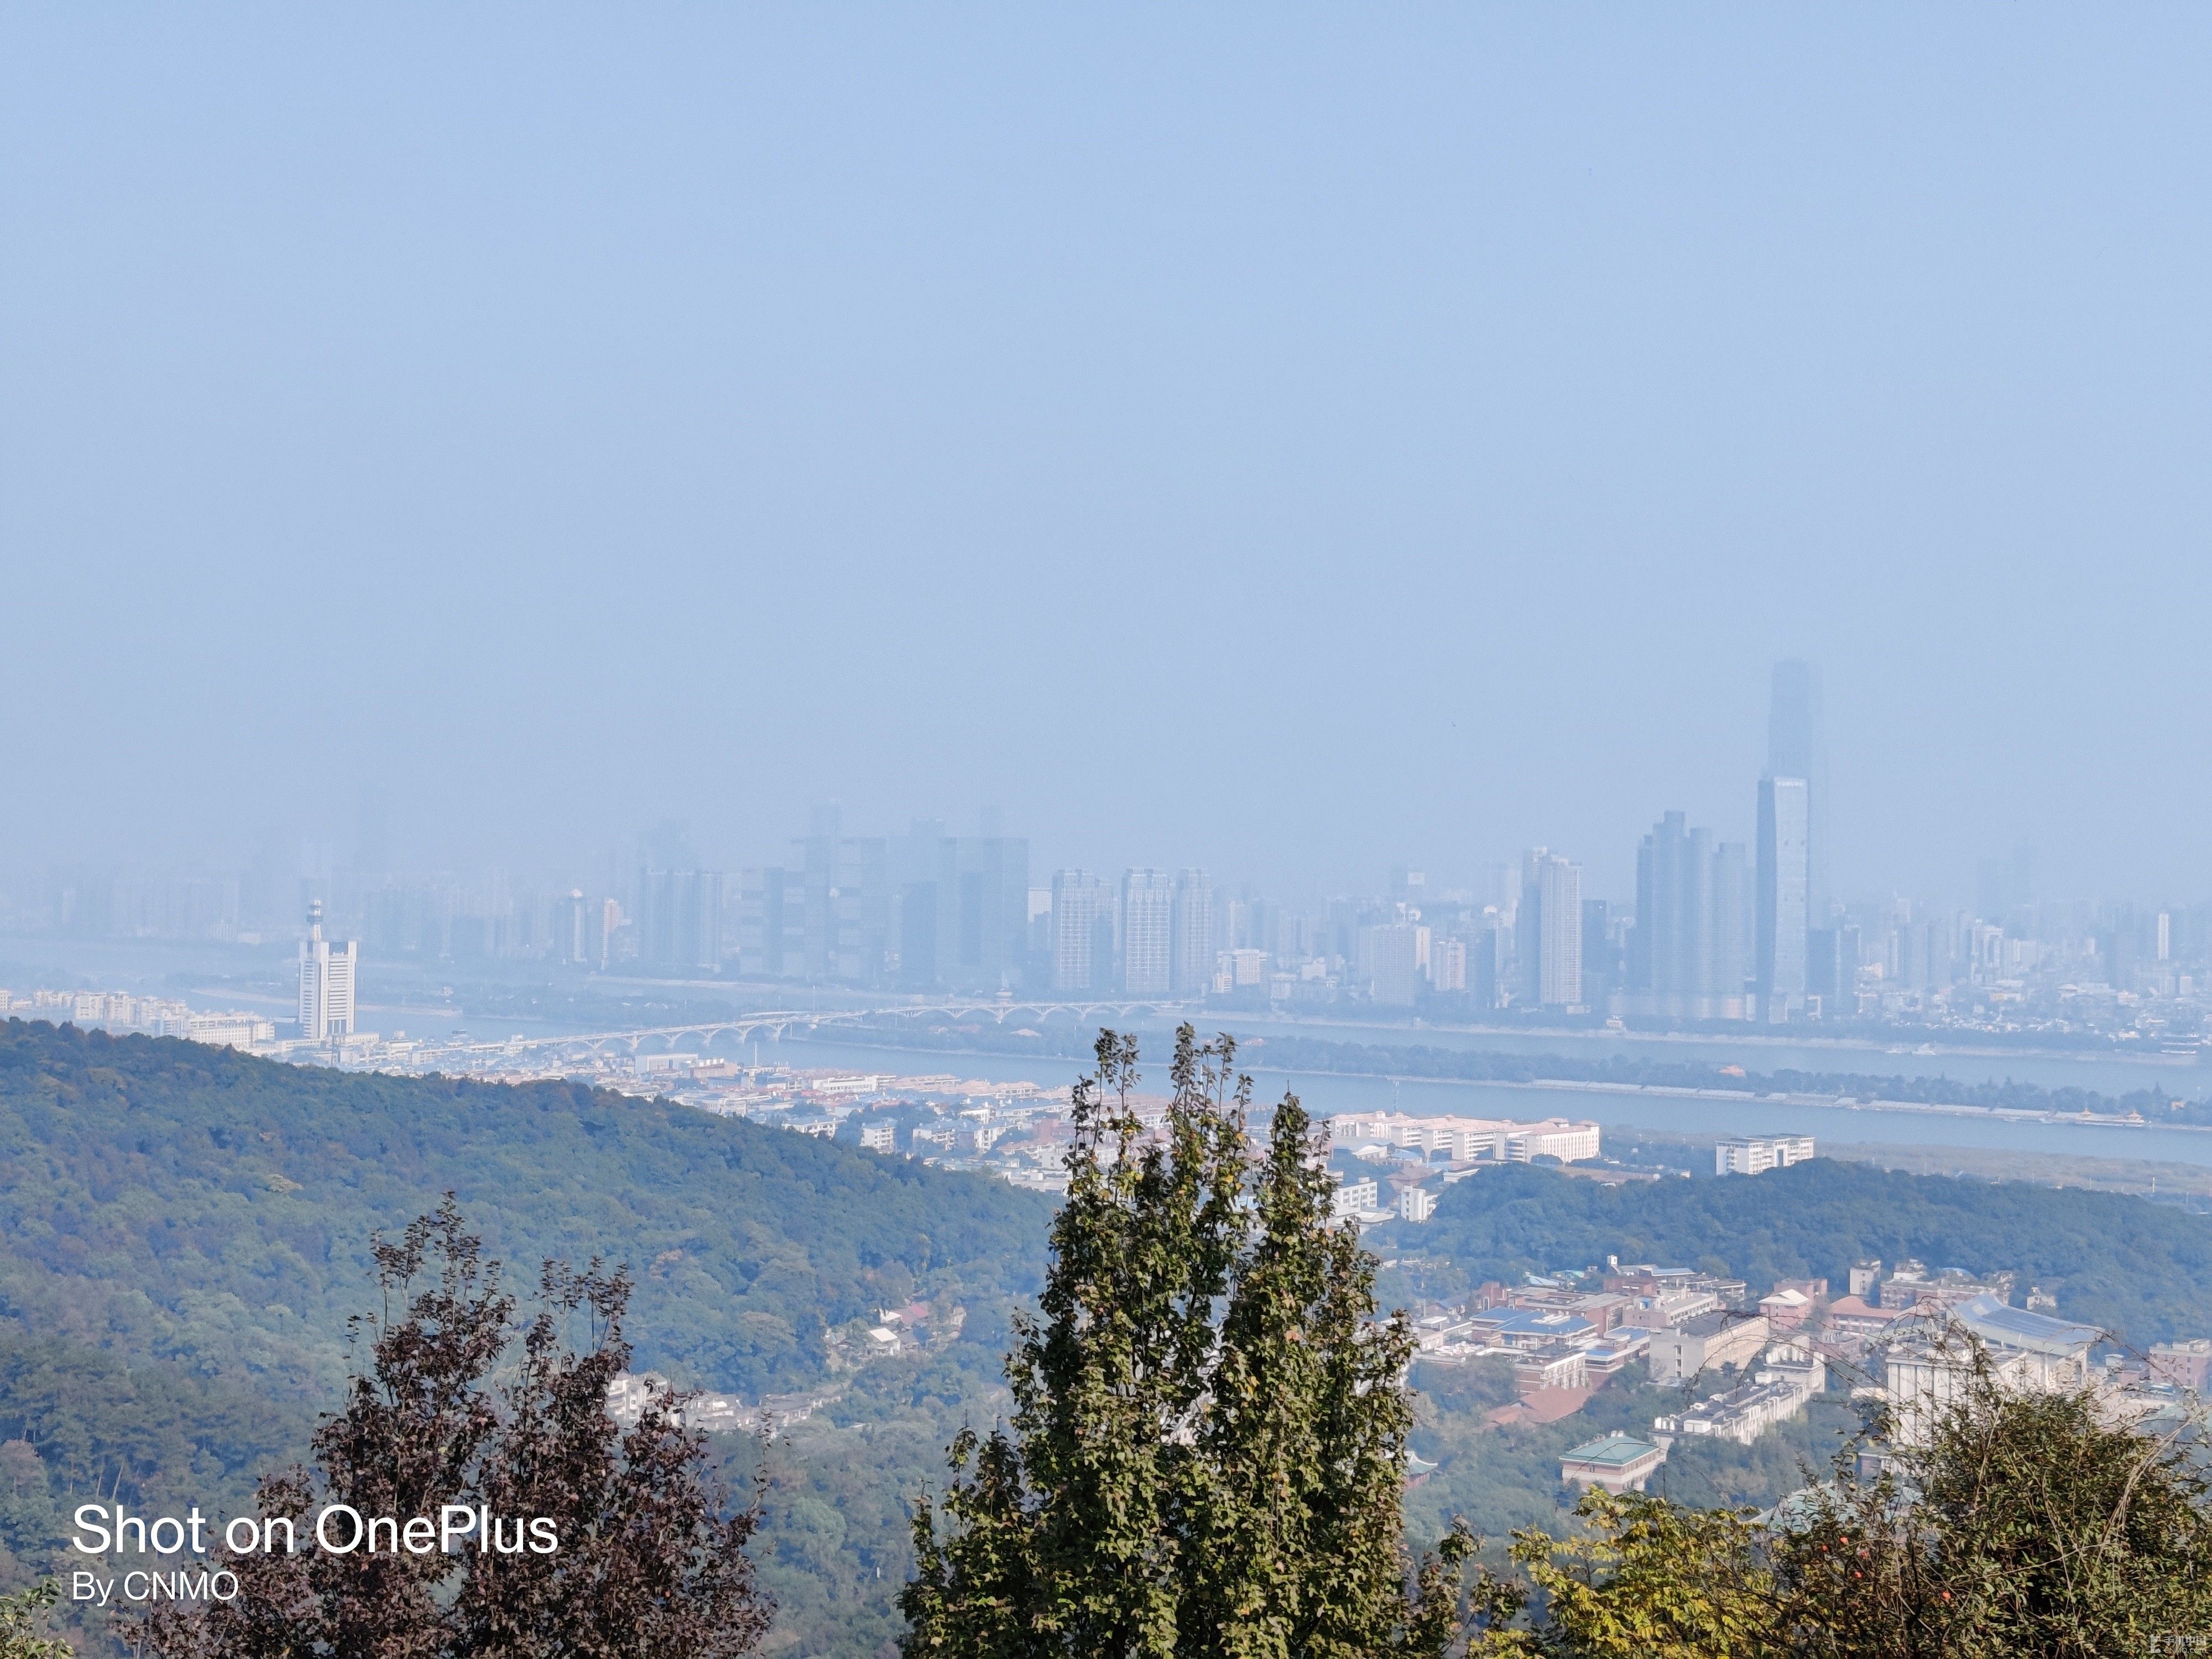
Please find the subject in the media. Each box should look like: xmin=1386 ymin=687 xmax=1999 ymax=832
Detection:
xmin=762 ymin=1032 xmax=2212 ymax=1171
xmin=10 ymin=935 xmax=2208 ymax=1168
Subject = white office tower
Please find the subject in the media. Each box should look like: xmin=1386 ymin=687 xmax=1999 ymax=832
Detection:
xmin=298 ymin=900 xmax=358 ymax=1040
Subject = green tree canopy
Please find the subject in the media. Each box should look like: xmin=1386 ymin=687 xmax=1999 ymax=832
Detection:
xmin=901 ymin=1027 xmax=1477 ymax=1658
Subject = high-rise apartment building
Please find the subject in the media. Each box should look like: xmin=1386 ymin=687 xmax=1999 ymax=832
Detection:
xmin=1119 ymin=869 xmax=1173 ymax=995
xmin=1051 ymin=870 xmax=1115 ymax=994
xmin=637 ymin=867 xmax=724 ymax=972
xmin=298 ymin=900 xmax=357 ymax=1041
xmin=1429 ymin=935 xmax=1467 ymax=993
xmin=739 ymin=810 xmax=1025 ymax=989
xmin=1358 ymin=921 xmax=1421 ymax=1006
xmin=1757 ymin=775 xmax=1811 ymax=1018
xmin=1516 ymin=849 xmax=1546 ymax=1004
xmin=894 ymin=823 xmax=1032 ymax=992
xmin=797 ymin=805 xmax=891 ymax=984
xmin=1170 ymin=869 xmax=1214 ymax=996
xmin=1512 ymin=849 xmax=1584 ymax=1008
xmin=1629 ymin=813 xmax=1752 ymax=1019
xmin=556 ymin=889 xmax=589 ymax=965
xmin=1537 ymin=854 xmax=1583 ymax=1009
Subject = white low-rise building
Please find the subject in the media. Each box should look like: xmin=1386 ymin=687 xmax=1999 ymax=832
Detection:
xmin=1652 ymin=1343 xmax=1825 ymax=1448
xmin=1326 ymin=1112 xmax=1600 ymax=1165
xmin=1331 ymin=1173 xmax=1379 ymax=1220
xmin=1715 ymin=1135 xmax=1815 ymax=1175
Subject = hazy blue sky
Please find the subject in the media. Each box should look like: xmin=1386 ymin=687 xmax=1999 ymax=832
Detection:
xmin=6 ymin=7 xmax=2210 ymax=903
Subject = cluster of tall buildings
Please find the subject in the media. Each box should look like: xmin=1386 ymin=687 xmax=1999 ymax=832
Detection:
xmin=742 ymin=807 xmax=1032 ymax=992
xmin=1046 ymin=868 xmax=1214 ymax=995
xmin=28 ymin=654 xmax=2212 ymax=1027
xmin=1606 ymin=664 xmax=1823 ymax=1020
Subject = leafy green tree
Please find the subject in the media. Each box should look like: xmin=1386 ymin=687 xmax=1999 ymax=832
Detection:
xmin=901 ymin=1027 xmax=1478 ymax=1658
xmin=1479 ymin=1490 xmax=1778 ymax=1659
xmin=1771 ymin=1344 xmax=2212 ymax=1657
xmin=0 ymin=1581 xmax=70 ymax=1659
xmin=1485 ymin=1338 xmax=2212 ymax=1658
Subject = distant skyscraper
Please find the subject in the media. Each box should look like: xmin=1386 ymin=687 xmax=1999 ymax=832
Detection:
xmin=1757 ymin=775 xmax=1811 ymax=1018
xmin=1517 ymin=849 xmax=1547 ymax=1004
xmin=1119 ymin=869 xmax=1173 ymax=995
xmin=1170 ymin=869 xmax=1214 ymax=996
xmin=895 ymin=823 xmax=1032 ymax=992
xmin=1512 ymin=848 xmax=1583 ymax=1008
xmin=1537 ymin=855 xmax=1583 ymax=1009
xmin=1630 ymin=813 xmax=1752 ymax=1020
xmin=1358 ymin=921 xmax=1420 ymax=1006
xmin=1975 ymin=841 xmax=2034 ymax=924
xmin=1051 ymin=871 xmax=1114 ymax=994
xmin=298 ymin=900 xmax=357 ymax=1041
xmin=558 ymin=889 xmax=588 ymax=965
xmin=637 ymin=867 xmax=724 ymax=972
xmin=1767 ymin=660 xmax=1828 ymax=921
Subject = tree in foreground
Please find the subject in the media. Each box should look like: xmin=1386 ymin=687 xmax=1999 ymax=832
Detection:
xmin=1480 ymin=1489 xmax=1778 ymax=1659
xmin=901 ymin=1027 xmax=1489 ymax=1658
xmin=0 ymin=1582 xmax=70 ymax=1659
xmin=1766 ymin=1342 xmax=2212 ymax=1658
xmin=151 ymin=1198 xmax=769 ymax=1659
xmin=1475 ymin=1334 xmax=2212 ymax=1658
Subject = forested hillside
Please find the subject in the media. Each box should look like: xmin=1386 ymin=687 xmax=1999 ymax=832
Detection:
xmin=1391 ymin=1157 xmax=2212 ymax=1343
xmin=0 ymin=1020 xmax=1052 ymax=1652
xmin=0 ymin=1019 xmax=1051 ymax=1401
xmin=9 ymin=1019 xmax=2212 ymax=1655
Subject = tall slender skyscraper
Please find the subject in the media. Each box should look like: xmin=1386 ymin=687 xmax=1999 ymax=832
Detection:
xmin=1536 ymin=855 xmax=1583 ymax=1009
xmin=1767 ymin=660 xmax=1828 ymax=922
xmin=1757 ymin=775 xmax=1811 ymax=1018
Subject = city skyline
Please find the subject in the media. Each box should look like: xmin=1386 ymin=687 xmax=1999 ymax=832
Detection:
xmin=7 ymin=655 xmax=2192 ymax=933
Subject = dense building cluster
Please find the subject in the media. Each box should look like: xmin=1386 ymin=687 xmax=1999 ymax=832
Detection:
xmin=1519 ymin=1251 xmax=2212 ymax=1495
